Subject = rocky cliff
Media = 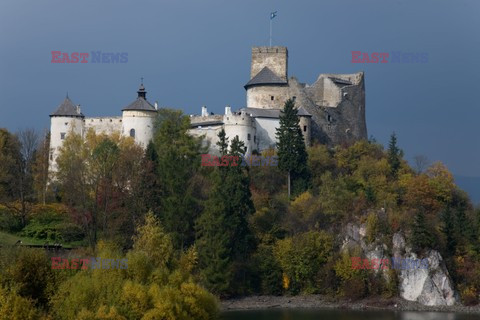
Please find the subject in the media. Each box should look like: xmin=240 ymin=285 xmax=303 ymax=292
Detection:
xmin=342 ymin=223 xmax=458 ymax=306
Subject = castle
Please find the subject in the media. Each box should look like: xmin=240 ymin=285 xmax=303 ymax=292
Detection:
xmin=49 ymin=46 xmax=367 ymax=172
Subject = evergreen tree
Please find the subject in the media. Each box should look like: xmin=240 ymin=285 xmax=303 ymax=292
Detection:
xmin=224 ymin=136 xmax=254 ymax=260
xmin=441 ymin=207 xmax=457 ymax=256
xmin=133 ymin=141 xmax=162 ymax=217
xmin=412 ymin=210 xmax=434 ymax=252
xmin=275 ymin=99 xmax=310 ymax=197
xmin=195 ymin=132 xmax=255 ymax=295
xmin=216 ymin=128 xmax=229 ymax=156
xmin=387 ymin=132 xmax=403 ymax=179
xmin=153 ymin=109 xmax=206 ymax=250
xmin=195 ymin=171 xmax=232 ymax=295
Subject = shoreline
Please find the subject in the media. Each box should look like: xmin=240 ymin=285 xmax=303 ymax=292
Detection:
xmin=220 ymin=295 xmax=480 ymax=314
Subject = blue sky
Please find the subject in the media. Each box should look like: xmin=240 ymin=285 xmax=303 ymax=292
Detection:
xmin=0 ymin=0 xmax=479 ymax=183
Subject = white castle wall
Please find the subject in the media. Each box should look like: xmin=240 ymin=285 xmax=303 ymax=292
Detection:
xmin=49 ymin=116 xmax=84 ymax=173
xmin=84 ymin=117 xmax=122 ymax=136
xmin=121 ymin=110 xmax=156 ymax=147
xmin=254 ymin=118 xmax=279 ymax=151
xmin=188 ymin=124 xmax=223 ymax=155
xmin=224 ymin=111 xmax=256 ymax=155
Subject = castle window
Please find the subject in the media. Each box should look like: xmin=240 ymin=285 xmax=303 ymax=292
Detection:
xmin=248 ymin=134 xmax=251 ymax=141
xmin=130 ymin=129 xmax=135 ymax=138
xmin=304 ymin=126 xmax=307 ymax=132
xmin=271 ymin=96 xmax=274 ymax=101
xmin=254 ymin=135 xmax=256 ymax=143
xmin=110 ymin=119 xmax=112 ymax=122
xmin=327 ymin=115 xmax=332 ymax=123
xmin=293 ymin=96 xmax=297 ymax=101
xmin=60 ymin=132 xmax=66 ymax=140
xmin=64 ymin=122 xmax=68 ymax=125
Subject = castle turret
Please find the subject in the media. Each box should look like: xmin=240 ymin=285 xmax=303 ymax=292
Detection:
xmin=245 ymin=47 xmax=289 ymax=109
xmin=49 ymin=94 xmax=85 ymax=172
xmin=121 ymin=82 xmax=157 ymax=147
xmin=223 ymin=109 xmax=256 ymax=156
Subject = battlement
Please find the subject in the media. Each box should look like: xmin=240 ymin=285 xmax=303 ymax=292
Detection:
xmin=224 ymin=111 xmax=255 ymax=127
xmin=252 ymin=46 xmax=287 ymax=54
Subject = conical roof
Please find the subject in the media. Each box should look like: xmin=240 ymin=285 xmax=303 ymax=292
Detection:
xmin=244 ymin=66 xmax=287 ymax=89
xmin=122 ymin=83 xmax=156 ymax=112
xmin=50 ymin=96 xmax=84 ymax=117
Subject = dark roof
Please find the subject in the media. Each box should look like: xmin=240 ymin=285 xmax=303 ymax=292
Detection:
xmin=50 ymin=96 xmax=84 ymax=117
xmin=242 ymin=106 xmax=312 ymax=118
xmin=191 ymin=120 xmax=224 ymax=127
xmin=297 ymin=107 xmax=312 ymax=117
xmin=244 ymin=67 xmax=287 ymax=89
xmin=242 ymin=108 xmax=280 ymax=118
xmin=122 ymin=97 xmax=156 ymax=112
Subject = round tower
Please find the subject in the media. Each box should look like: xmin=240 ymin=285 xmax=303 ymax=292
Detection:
xmin=223 ymin=109 xmax=256 ymax=156
xmin=49 ymin=94 xmax=84 ymax=173
xmin=298 ymin=107 xmax=312 ymax=147
xmin=121 ymin=82 xmax=157 ymax=147
xmin=244 ymin=47 xmax=290 ymax=109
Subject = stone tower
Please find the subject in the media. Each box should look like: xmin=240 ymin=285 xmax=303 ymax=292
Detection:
xmin=245 ymin=47 xmax=290 ymax=109
xmin=244 ymin=46 xmax=367 ymax=146
xmin=121 ymin=82 xmax=157 ymax=147
xmin=49 ymin=95 xmax=84 ymax=173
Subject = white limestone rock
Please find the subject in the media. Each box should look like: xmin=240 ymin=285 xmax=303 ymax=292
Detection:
xmin=399 ymin=250 xmax=457 ymax=306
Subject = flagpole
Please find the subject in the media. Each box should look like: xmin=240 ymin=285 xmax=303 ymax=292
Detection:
xmin=270 ymin=18 xmax=272 ymax=47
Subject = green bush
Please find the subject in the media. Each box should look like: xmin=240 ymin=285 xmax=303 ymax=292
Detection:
xmin=0 ymin=208 xmax=22 ymax=233
xmin=21 ymin=221 xmax=63 ymax=241
xmin=274 ymin=231 xmax=334 ymax=294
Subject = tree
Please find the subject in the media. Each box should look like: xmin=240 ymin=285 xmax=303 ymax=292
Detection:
xmin=56 ymin=130 xmax=143 ymax=247
xmin=413 ymin=154 xmax=430 ymax=174
xmin=412 ymin=210 xmax=434 ymax=252
xmin=32 ymin=131 xmax=50 ymax=204
xmin=153 ymin=109 xmax=206 ymax=250
xmin=276 ymin=99 xmax=310 ymax=197
xmin=195 ymin=132 xmax=255 ymax=295
xmin=387 ymin=132 xmax=403 ymax=179
xmin=441 ymin=207 xmax=457 ymax=256
xmin=0 ymin=128 xmax=38 ymax=227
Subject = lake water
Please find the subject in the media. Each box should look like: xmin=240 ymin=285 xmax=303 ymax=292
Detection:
xmin=220 ymin=309 xmax=478 ymax=320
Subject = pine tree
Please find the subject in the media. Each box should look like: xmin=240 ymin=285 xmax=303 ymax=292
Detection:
xmin=195 ymin=132 xmax=255 ymax=295
xmin=195 ymin=181 xmax=232 ymax=294
xmin=153 ymin=109 xmax=206 ymax=250
xmin=275 ymin=99 xmax=310 ymax=197
xmin=412 ymin=210 xmax=433 ymax=252
xmin=387 ymin=132 xmax=403 ymax=179
xmin=441 ymin=207 xmax=457 ymax=256
xmin=137 ymin=141 xmax=162 ymax=214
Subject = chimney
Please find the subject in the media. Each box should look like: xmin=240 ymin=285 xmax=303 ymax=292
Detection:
xmin=76 ymin=105 xmax=81 ymax=114
xmin=225 ymin=105 xmax=232 ymax=115
xmin=154 ymin=101 xmax=158 ymax=110
xmin=201 ymin=105 xmax=208 ymax=117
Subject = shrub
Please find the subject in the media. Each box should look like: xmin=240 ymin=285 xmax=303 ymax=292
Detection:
xmin=0 ymin=207 xmax=22 ymax=232
xmin=334 ymin=251 xmax=368 ymax=300
xmin=274 ymin=231 xmax=333 ymax=294
xmin=460 ymin=286 xmax=478 ymax=306
xmin=366 ymin=212 xmax=379 ymax=243
xmin=0 ymin=286 xmax=39 ymax=320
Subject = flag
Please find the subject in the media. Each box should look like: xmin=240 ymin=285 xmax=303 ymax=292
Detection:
xmin=270 ymin=11 xmax=277 ymax=20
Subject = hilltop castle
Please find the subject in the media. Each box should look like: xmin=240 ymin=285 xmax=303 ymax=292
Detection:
xmin=49 ymin=46 xmax=367 ymax=172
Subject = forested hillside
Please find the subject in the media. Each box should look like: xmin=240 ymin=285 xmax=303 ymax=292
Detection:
xmin=1 ymin=102 xmax=479 ymax=319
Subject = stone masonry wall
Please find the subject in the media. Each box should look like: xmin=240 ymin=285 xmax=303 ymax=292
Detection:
xmin=251 ymin=47 xmax=288 ymax=80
